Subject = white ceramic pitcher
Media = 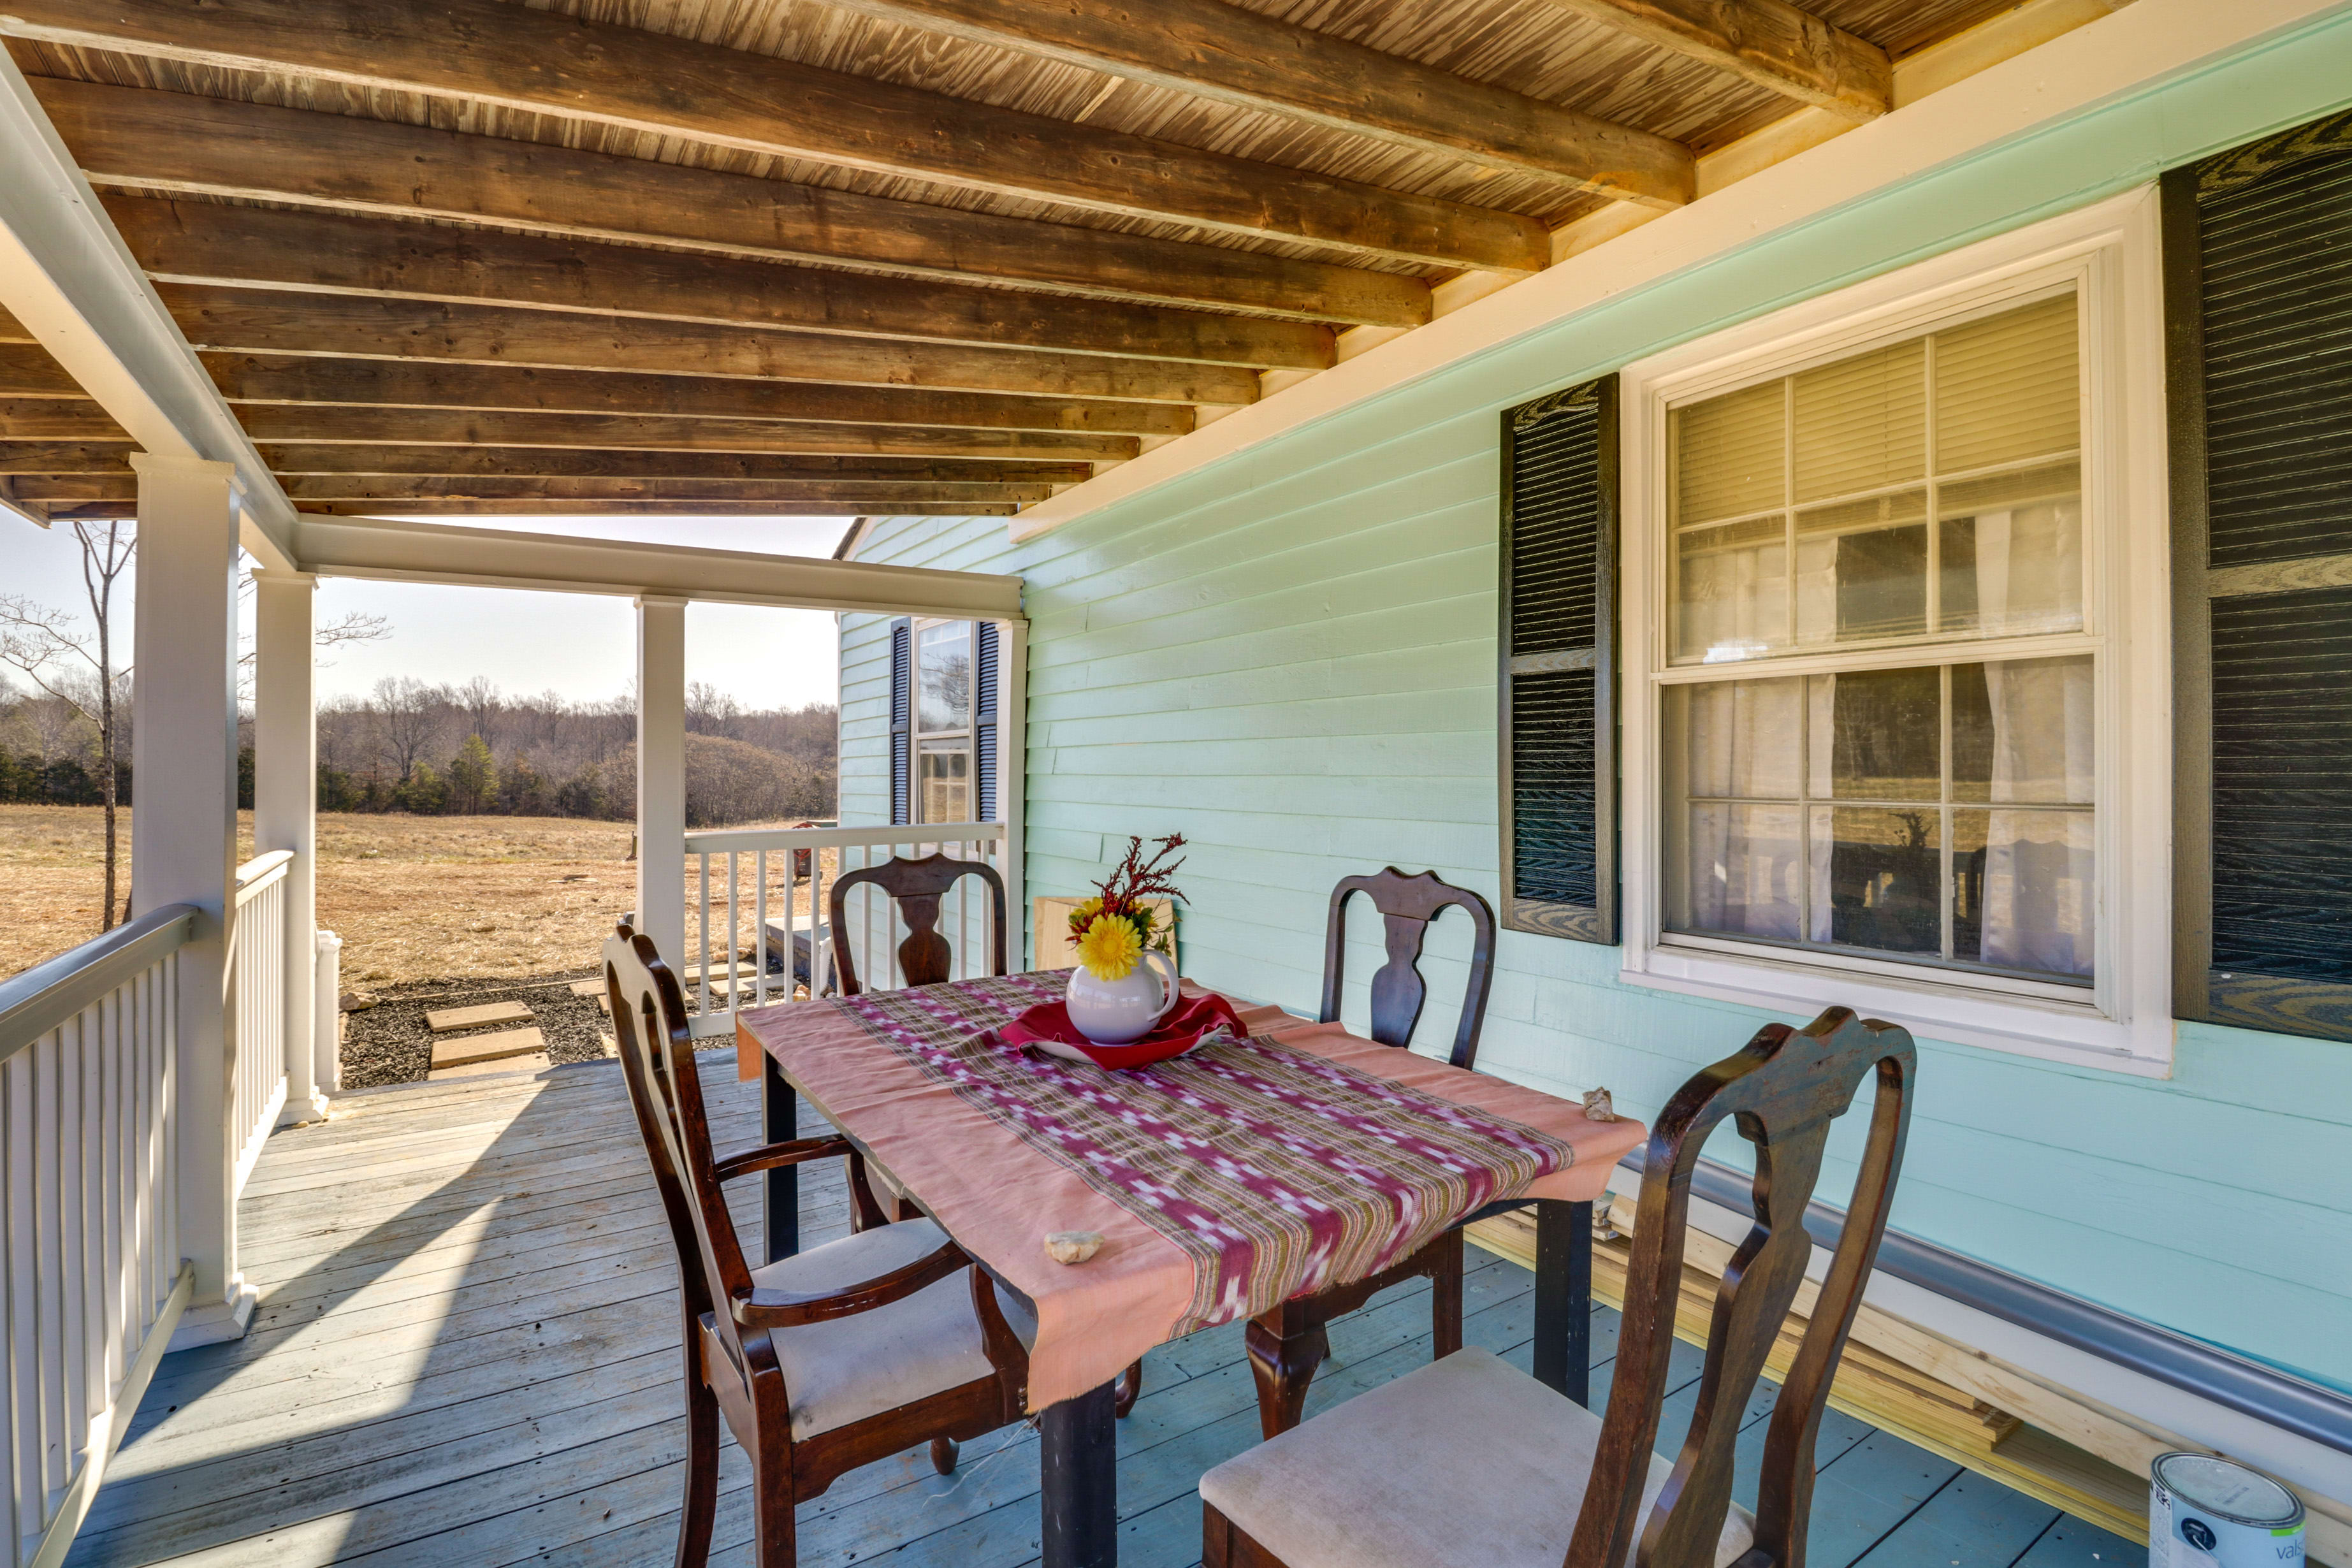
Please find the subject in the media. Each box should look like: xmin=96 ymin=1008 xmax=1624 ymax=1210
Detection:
xmin=1064 ymin=950 xmax=1180 ymax=1043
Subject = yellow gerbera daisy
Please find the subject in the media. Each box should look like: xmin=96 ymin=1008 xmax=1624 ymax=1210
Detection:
xmin=1067 ymin=895 xmax=1104 ymax=938
xmin=1076 ymin=913 xmax=1142 ymax=981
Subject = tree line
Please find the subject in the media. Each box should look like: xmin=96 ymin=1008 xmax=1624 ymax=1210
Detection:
xmin=1 ymin=675 xmax=838 ymax=827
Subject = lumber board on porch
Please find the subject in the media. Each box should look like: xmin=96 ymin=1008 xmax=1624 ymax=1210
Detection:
xmin=230 ymin=406 xmax=1137 ymax=461
xmin=252 ymin=447 xmax=1096 ymax=483
xmin=205 ymin=356 xmax=1196 ymax=438
xmin=108 ymin=196 xmax=1335 ymax=372
xmin=34 ymin=77 xmax=1431 ymax=330
xmin=161 ymin=287 xmax=1259 ymax=407
xmin=64 ymin=1050 xmax=2140 ymax=1568
xmin=0 ymin=0 xmax=1553 ymax=272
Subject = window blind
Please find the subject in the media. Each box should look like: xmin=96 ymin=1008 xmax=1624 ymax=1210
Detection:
xmin=1499 ymin=375 xmax=1617 ymax=943
xmin=2167 ymin=107 xmax=2352 ymax=1042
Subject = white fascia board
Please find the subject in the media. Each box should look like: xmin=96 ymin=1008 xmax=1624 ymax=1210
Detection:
xmin=1008 ymin=0 xmax=2352 ymax=544
xmin=0 ymin=53 xmax=296 ymax=569
xmin=292 ymin=514 xmax=1024 ymax=620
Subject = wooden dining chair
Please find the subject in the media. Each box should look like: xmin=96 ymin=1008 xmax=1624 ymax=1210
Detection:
xmin=604 ymin=922 xmax=1034 ymax=1568
xmin=1247 ymin=868 xmax=1499 ymax=1437
xmin=827 ymin=852 xmax=1008 ymax=997
xmin=1203 ymin=1005 xmax=1917 ymax=1568
xmin=824 ymin=851 xmax=1007 ymax=1230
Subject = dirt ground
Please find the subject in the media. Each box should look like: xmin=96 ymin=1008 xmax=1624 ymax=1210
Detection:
xmin=6 ymin=803 xmax=836 ymax=1085
xmin=1 ymin=804 xmax=643 ymax=984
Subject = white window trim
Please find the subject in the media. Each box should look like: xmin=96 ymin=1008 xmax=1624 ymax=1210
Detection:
xmin=1617 ymin=186 xmax=2174 ymax=1078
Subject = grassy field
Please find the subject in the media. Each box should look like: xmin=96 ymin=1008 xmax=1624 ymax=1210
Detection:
xmin=3 ymin=804 xmax=648 ymax=985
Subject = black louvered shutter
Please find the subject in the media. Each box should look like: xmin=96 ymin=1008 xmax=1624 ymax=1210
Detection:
xmin=2168 ymin=108 xmax=2352 ymax=1041
xmin=1499 ymin=375 xmax=1617 ymax=943
xmin=975 ymin=620 xmax=1000 ymax=822
xmin=888 ymin=618 xmax=912 ymax=825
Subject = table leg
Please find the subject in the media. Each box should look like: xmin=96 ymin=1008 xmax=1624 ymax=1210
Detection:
xmin=1039 ymin=1379 xmax=1119 ymax=1568
xmin=1533 ymin=1198 xmax=1593 ymax=1407
xmin=762 ymin=1052 xmax=798 ymax=1265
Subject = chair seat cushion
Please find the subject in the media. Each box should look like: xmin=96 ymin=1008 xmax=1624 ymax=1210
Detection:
xmin=1198 ymin=1347 xmax=1755 ymax=1568
xmin=751 ymin=1218 xmax=1036 ymax=1441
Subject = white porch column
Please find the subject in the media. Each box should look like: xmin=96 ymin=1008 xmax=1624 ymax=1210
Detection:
xmin=129 ymin=452 xmax=256 ymax=1347
xmin=635 ymin=595 xmax=688 ymax=969
xmin=252 ymin=569 xmax=324 ymax=1125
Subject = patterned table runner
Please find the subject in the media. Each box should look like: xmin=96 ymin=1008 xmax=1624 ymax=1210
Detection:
xmin=838 ymin=971 xmax=1575 ymax=1335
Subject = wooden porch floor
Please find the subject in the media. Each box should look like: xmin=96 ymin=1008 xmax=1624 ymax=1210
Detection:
xmin=71 ymin=1053 xmax=2148 ymax=1568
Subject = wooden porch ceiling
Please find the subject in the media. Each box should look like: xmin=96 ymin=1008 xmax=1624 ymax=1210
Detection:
xmin=0 ymin=0 xmax=2019 ymax=525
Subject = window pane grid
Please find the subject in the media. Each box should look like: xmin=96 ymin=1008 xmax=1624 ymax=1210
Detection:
xmin=1665 ymin=657 xmax=2095 ymax=984
xmin=1669 ymin=293 xmax=2083 ymax=667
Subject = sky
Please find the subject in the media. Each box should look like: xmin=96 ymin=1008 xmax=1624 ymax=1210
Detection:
xmin=2 ymin=512 xmax=851 ymax=711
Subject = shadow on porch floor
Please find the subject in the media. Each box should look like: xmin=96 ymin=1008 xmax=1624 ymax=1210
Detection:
xmin=68 ymin=1053 xmax=2148 ymax=1568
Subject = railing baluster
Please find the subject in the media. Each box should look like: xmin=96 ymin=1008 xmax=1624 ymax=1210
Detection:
xmin=697 ymin=852 xmax=712 ymax=1018
xmin=753 ymin=850 xmax=769 ymax=1011
xmin=725 ymin=850 xmax=741 ymax=1023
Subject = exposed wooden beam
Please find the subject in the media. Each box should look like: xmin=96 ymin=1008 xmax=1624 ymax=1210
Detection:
xmin=20 ymin=472 xmax=1051 ymax=505
xmin=107 ymin=196 xmax=1332 ymax=372
xmin=1534 ymin=0 xmax=1891 ymax=121
xmin=0 ymin=0 xmax=1557 ymax=270
xmin=161 ymin=286 xmax=1259 ymax=407
xmin=291 ymin=477 xmax=1045 ymax=504
xmin=252 ymin=446 xmax=1093 ymax=483
xmin=822 ymin=0 xmax=1692 ymax=200
xmin=0 ymin=341 xmax=81 ymax=396
xmin=0 ymin=400 xmax=128 ymax=440
xmin=0 ymin=442 xmax=131 ymax=474
xmin=293 ymin=499 xmax=1020 ymax=517
xmin=38 ymin=79 xmax=1430 ymax=330
xmin=233 ymin=405 xmax=1135 ymax=461
xmin=0 ymin=305 xmax=28 ymax=342
xmin=203 ymin=354 xmax=1193 ymax=439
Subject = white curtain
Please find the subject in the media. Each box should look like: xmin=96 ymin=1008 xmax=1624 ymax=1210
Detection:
xmin=1680 ymin=680 xmax=1803 ymax=940
xmin=1677 ymin=536 xmax=1787 ymax=662
xmin=1974 ymin=508 xmax=2095 ymax=975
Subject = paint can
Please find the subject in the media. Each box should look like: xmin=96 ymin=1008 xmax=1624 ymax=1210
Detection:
xmin=2150 ymin=1452 xmax=2305 ymax=1568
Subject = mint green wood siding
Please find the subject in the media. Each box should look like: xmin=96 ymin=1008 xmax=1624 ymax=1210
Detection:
xmin=837 ymin=13 xmax=2352 ymax=1394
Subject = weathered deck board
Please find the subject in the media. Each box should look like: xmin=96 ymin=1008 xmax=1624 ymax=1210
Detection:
xmin=71 ymin=1052 xmax=2147 ymax=1568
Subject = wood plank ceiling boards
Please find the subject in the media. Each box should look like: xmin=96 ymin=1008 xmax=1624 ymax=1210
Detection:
xmin=0 ymin=0 xmax=2026 ymax=523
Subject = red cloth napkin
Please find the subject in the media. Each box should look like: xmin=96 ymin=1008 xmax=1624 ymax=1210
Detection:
xmin=995 ymin=990 xmax=1250 ymax=1070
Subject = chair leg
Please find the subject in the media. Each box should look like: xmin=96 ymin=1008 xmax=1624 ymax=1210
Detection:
xmin=1114 ymin=1358 xmax=1142 ymax=1418
xmin=1430 ymin=1229 xmax=1465 ymax=1361
xmin=1245 ymin=1312 xmax=1328 ymax=1439
xmin=674 ymin=1353 xmax=721 ymax=1568
xmin=749 ymin=1448 xmax=797 ymax=1568
xmin=931 ymin=1436 xmax=959 ymax=1475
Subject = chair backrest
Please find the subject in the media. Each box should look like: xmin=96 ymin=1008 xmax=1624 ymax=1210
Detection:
xmin=828 ymin=852 xmax=1008 ymax=996
xmin=605 ymin=921 xmax=759 ymax=1378
xmin=1319 ymin=868 xmax=1497 ymax=1068
xmin=1564 ymin=1007 xmax=1917 ymax=1568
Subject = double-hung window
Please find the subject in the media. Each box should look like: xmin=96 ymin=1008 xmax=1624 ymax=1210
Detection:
xmin=913 ymin=619 xmax=974 ymax=825
xmin=1615 ymin=191 xmax=2172 ymax=1073
xmin=887 ymin=616 xmax=1001 ymax=827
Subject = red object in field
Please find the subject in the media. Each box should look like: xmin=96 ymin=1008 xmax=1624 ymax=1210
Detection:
xmin=790 ymin=821 xmax=817 ymax=881
xmin=994 ymin=991 xmax=1249 ymax=1070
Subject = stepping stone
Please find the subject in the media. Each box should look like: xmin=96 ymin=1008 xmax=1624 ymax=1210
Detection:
xmin=431 ymin=1026 xmax=546 ymax=1070
xmin=568 ymin=980 xmax=604 ymax=998
xmin=425 ymin=1000 xmax=532 ymax=1034
xmin=429 ymin=1051 xmax=552 ymax=1082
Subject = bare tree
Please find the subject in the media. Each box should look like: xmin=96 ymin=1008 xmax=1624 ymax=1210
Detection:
xmin=0 ymin=522 xmax=134 ymax=929
xmin=456 ymin=675 xmax=502 ymax=752
xmin=686 ymin=679 xmax=742 ymax=737
xmin=372 ymin=675 xmax=438 ymax=783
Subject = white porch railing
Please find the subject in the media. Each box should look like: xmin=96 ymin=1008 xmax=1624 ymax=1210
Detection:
xmin=228 ymin=852 xmax=293 ymax=1196
xmin=682 ymin=823 xmax=1010 ymax=1035
xmin=0 ymin=908 xmax=200 ymax=1568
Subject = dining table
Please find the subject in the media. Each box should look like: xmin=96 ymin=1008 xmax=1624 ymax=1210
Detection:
xmin=735 ymin=969 xmax=1647 ymax=1568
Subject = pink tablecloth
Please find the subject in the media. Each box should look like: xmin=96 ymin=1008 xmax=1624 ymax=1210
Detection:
xmin=737 ymin=973 xmax=1644 ymax=1409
